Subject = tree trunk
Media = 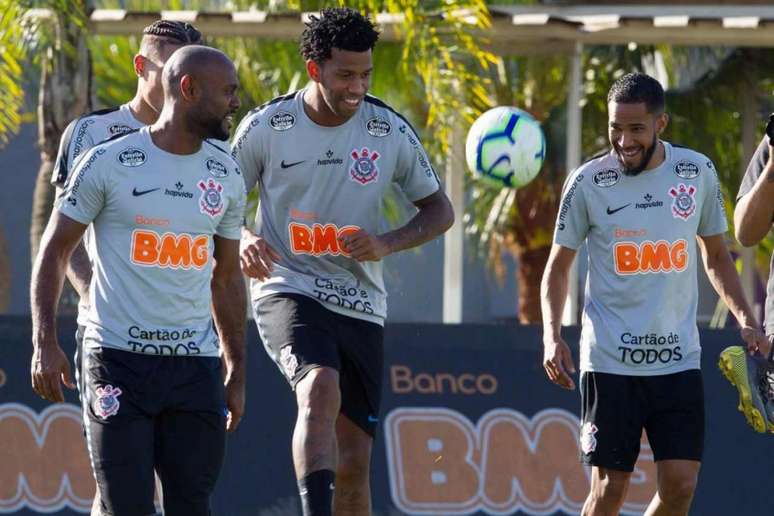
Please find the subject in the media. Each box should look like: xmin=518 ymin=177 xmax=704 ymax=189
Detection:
xmin=29 ymin=4 xmax=91 ymax=264
xmin=515 ymin=245 xmax=551 ymax=324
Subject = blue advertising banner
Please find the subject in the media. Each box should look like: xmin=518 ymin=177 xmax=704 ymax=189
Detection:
xmin=1 ymin=317 xmax=771 ymax=515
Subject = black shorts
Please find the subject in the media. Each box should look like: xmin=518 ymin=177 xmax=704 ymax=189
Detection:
xmin=82 ymin=347 xmax=226 ymax=516
xmin=74 ymin=325 xmax=86 ymax=405
xmin=580 ymin=369 xmax=704 ymax=472
xmin=254 ymin=293 xmax=384 ymax=437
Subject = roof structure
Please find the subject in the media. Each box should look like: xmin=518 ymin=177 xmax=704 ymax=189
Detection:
xmin=27 ymin=4 xmax=774 ymax=53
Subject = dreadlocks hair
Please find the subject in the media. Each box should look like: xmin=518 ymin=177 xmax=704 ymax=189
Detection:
xmin=300 ymin=7 xmax=379 ymax=63
xmin=142 ymin=20 xmax=202 ymax=45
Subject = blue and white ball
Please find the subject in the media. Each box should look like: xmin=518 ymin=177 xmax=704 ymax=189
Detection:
xmin=465 ymin=106 xmax=546 ymax=189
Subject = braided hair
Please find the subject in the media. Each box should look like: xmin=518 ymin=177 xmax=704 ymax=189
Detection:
xmin=142 ymin=20 xmax=202 ymax=45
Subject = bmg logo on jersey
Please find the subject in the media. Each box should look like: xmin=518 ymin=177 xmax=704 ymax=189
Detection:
xmin=614 ymin=239 xmax=688 ymax=275
xmin=289 ymin=222 xmax=360 ymax=257
xmin=130 ymin=229 xmax=209 ymax=269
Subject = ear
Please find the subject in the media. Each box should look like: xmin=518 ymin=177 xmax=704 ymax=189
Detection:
xmin=656 ymin=112 xmax=669 ymax=135
xmin=133 ymin=54 xmax=144 ymax=77
xmin=180 ymin=74 xmax=196 ymax=101
xmin=306 ymin=60 xmax=321 ymax=83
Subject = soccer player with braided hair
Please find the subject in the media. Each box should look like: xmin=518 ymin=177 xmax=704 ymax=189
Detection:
xmin=232 ymin=7 xmax=454 ymax=516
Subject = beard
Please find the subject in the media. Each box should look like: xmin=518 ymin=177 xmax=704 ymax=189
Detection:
xmin=616 ymin=136 xmax=658 ymax=176
xmin=189 ymin=108 xmax=230 ymax=141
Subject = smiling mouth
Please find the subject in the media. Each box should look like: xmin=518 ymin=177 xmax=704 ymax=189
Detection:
xmin=619 ymin=148 xmax=641 ymax=160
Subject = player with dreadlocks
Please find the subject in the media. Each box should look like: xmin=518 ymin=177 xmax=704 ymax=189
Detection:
xmin=232 ymin=7 xmax=453 ymax=516
xmin=38 ymin=19 xmax=202 ymax=516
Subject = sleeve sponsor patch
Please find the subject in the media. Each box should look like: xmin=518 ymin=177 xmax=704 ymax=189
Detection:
xmin=674 ymin=160 xmax=700 ymax=179
xmin=592 ymin=169 xmax=620 ymax=187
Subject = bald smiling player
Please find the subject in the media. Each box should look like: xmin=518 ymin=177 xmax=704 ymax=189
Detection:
xmin=31 ymin=46 xmax=245 ymax=516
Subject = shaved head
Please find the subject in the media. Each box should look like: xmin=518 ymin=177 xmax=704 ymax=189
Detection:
xmin=162 ymin=45 xmax=233 ymax=100
xmin=159 ymin=45 xmax=239 ymax=141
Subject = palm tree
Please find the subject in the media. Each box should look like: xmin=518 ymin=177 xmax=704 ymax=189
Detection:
xmin=28 ymin=0 xmax=91 ymax=267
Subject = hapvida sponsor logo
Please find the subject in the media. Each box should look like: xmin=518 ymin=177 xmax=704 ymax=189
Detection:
xmin=317 ymin=149 xmax=343 ymax=166
xmin=165 ymin=182 xmax=194 ymax=199
xmin=634 ymin=193 xmax=663 ymax=210
xmin=384 ymin=407 xmax=655 ymax=515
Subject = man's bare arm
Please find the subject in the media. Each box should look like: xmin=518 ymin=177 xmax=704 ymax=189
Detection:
xmin=341 ymin=189 xmax=454 ymax=261
xmin=30 ymin=211 xmax=87 ymax=402
xmin=212 ymin=235 xmax=247 ymax=431
xmin=735 ymin=142 xmax=774 ymax=246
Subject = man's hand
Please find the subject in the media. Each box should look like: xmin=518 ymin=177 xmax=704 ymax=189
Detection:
xmin=240 ymin=230 xmax=280 ymax=280
xmin=741 ymin=325 xmax=771 ymax=359
xmin=339 ymin=229 xmax=391 ymax=262
xmin=543 ymin=336 xmax=576 ymax=390
xmin=224 ymin=368 xmax=245 ymax=432
xmin=31 ymin=340 xmax=75 ymax=402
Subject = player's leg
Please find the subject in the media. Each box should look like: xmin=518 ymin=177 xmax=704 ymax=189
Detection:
xmin=642 ymin=370 xmax=704 ymax=516
xmin=82 ymin=348 xmax=157 ymax=516
xmin=582 ymin=467 xmax=632 ymax=516
xmin=644 ymin=460 xmax=700 ymax=516
xmin=579 ymin=372 xmax=643 ymax=515
xmin=334 ymin=316 xmax=383 ymax=515
xmin=72 ymin=325 xmax=103 ymax=516
xmin=255 ymin=293 xmax=343 ymax=516
xmin=294 ymin=366 xmax=341 ymax=515
xmin=154 ymin=355 xmax=226 ymax=516
xmin=334 ymin=414 xmax=372 ymax=515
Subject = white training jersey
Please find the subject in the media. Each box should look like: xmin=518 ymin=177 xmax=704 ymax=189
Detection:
xmin=554 ymin=142 xmax=727 ymax=375
xmin=56 ymin=127 xmax=246 ymax=357
xmin=51 ymin=104 xmax=144 ymax=326
xmin=231 ymin=90 xmax=441 ymax=325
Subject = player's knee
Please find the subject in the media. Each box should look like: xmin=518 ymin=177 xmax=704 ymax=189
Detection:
xmin=658 ymin=475 xmax=697 ymax=506
xmin=337 ymin=443 xmax=370 ymax=485
xmin=592 ymin=472 xmax=628 ymax=505
xmin=297 ymin=368 xmax=341 ymax=423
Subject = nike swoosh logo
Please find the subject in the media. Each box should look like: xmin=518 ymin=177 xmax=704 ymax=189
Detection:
xmin=606 ymin=203 xmax=631 ymax=215
xmin=132 ymin=187 xmax=160 ymax=197
xmin=280 ymin=160 xmax=305 ymax=169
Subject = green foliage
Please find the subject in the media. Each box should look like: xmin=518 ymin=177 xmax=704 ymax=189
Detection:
xmin=0 ymin=0 xmax=27 ymax=147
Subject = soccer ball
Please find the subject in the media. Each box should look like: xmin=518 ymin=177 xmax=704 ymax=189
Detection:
xmin=465 ymin=106 xmax=546 ymax=189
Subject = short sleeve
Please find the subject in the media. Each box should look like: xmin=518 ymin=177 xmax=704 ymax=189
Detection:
xmin=737 ymin=136 xmax=769 ymax=201
xmin=55 ymin=146 xmax=108 ymax=225
xmin=216 ymin=175 xmax=247 ymax=240
xmin=697 ymin=162 xmax=729 ymax=237
xmin=231 ymin=112 xmax=264 ymax=194
xmin=393 ymin=122 xmax=441 ymax=202
xmin=553 ymin=171 xmax=589 ymax=250
xmin=51 ymin=118 xmax=88 ymax=188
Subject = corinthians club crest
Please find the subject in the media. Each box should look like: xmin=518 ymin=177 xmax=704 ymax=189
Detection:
xmin=349 ymin=147 xmax=380 ymax=185
xmin=94 ymin=384 xmax=122 ymax=419
xmin=198 ymin=177 xmax=224 ymax=217
xmin=668 ymin=183 xmax=697 ymax=220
